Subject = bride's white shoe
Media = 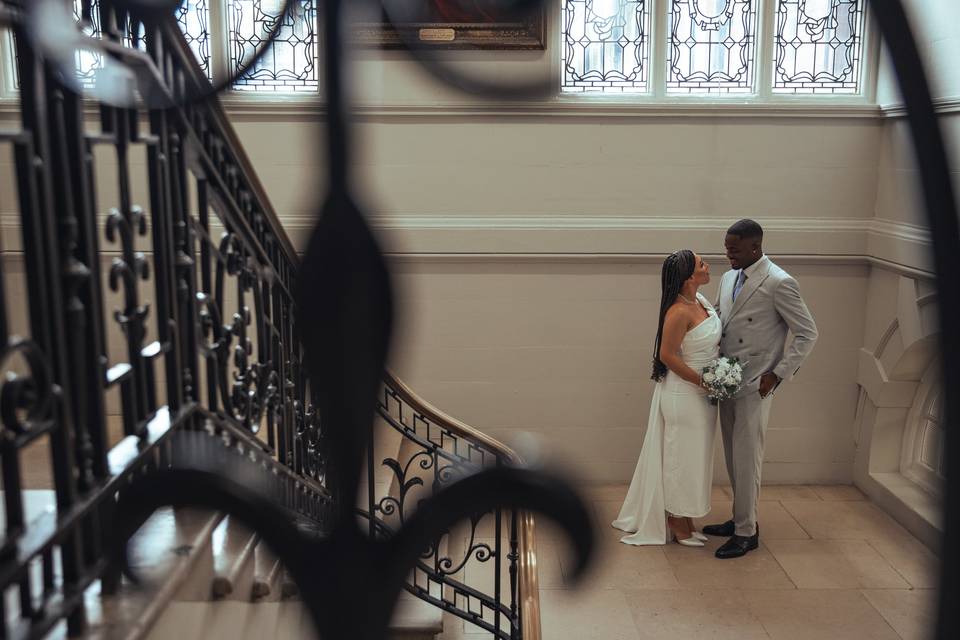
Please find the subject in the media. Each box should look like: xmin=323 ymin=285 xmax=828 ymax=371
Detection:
xmin=672 ymin=534 xmax=705 ymax=547
xmin=691 ymin=530 xmax=708 ymax=542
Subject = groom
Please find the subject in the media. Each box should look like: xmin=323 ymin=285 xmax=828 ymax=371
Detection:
xmin=704 ymin=219 xmax=818 ymax=559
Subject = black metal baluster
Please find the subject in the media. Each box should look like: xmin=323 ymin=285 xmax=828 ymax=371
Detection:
xmin=146 ymin=106 xmax=183 ymax=414
xmin=55 ymin=80 xmax=116 ymax=601
xmin=27 ymin=50 xmax=86 ymax=639
xmin=77 ymin=119 xmax=111 ymax=482
xmin=108 ymin=102 xmax=149 ymax=432
xmin=197 ymin=179 xmax=218 ymax=412
xmin=367 ymin=415 xmax=376 ymax=538
xmin=509 ymin=509 xmax=519 ymax=639
xmin=494 ymin=506 xmax=502 ymax=637
xmin=0 ymin=199 xmax=24 ymax=557
xmin=214 ymin=236 xmax=233 ymax=421
xmin=169 ymin=127 xmax=198 ymax=406
xmin=233 ymin=257 xmax=250 ymax=428
xmin=270 ymin=277 xmax=282 ymax=454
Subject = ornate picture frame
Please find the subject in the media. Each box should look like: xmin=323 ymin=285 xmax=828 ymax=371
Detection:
xmin=353 ymin=2 xmax=545 ymax=50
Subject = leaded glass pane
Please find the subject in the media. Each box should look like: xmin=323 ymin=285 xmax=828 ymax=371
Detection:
xmin=74 ymin=0 xmax=105 ymax=89
xmin=72 ymin=0 xmax=210 ymax=88
xmin=2 ymin=26 xmax=18 ymax=91
xmin=562 ymin=0 xmax=650 ymax=93
xmin=667 ymin=0 xmax=757 ymax=94
xmin=773 ymin=0 xmax=865 ymax=94
xmin=176 ymin=1 xmax=212 ymax=77
xmin=228 ymin=0 xmax=318 ymax=93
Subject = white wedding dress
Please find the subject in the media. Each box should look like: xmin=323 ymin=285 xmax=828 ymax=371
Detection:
xmin=612 ymin=292 xmax=720 ymax=545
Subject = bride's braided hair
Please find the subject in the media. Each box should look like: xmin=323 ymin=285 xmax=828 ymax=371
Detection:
xmin=652 ymin=250 xmax=696 ymax=382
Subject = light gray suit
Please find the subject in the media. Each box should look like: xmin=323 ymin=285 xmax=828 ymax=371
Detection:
xmin=716 ymin=255 xmax=818 ymax=536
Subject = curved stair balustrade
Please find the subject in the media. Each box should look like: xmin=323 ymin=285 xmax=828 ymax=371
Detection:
xmin=371 ymin=371 xmax=544 ymax=638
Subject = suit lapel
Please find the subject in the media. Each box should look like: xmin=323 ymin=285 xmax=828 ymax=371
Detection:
xmin=724 ymin=260 xmax=771 ymax=326
xmin=719 ymin=270 xmax=734 ymax=320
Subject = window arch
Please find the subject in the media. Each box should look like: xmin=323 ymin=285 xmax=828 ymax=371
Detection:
xmin=901 ymin=364 xmax=945 ymax=495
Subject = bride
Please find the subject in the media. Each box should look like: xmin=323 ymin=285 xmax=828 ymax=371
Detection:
xmin=612 ymin=250 xmax=719 ymax=546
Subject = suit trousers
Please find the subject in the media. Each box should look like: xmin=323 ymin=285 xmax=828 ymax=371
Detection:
xmin=719 ymin=391 xmax=774 ymax=537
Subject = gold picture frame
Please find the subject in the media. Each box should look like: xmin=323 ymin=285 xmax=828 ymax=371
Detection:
xmin=353 ymin=2 xmax=545 ymax=50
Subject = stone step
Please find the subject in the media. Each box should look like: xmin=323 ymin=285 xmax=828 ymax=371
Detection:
xmin=209 ymin=516 xmax=259 ymax=601
xmin=251 ymin=541 xmax=282 ymax=601
xmin=23 ymin=419 xmax=446 ymax=638
xmin=143 ymin=596 xmax=444 ymax=640
xmin=74 ymin=507 xmax=225 ymax=640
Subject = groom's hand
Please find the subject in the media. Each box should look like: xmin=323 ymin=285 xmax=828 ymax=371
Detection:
xmin=759 ymin=372 xmax=781 ymax=398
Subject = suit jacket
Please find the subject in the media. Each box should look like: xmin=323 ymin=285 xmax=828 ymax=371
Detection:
xmin=715 ymin=256 xmax=818 ymax=399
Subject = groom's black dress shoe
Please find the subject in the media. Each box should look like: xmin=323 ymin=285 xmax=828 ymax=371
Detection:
xmin=701 ymin=520 xmax=735 ymax=537
xmin=715 ymin=532 xmax=759 ymax=559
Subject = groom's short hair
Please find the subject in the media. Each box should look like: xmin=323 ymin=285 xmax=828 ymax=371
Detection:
xmin=728 ymin=219 xmax=763 ymax=240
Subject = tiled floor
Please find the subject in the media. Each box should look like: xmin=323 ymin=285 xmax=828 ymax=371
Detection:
xmin=439 ymin=485 xmax=940 ymax=640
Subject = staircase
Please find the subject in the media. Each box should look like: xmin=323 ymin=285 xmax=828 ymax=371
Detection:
xmin=16 ymin=499 xmax=442 ymax=639
xmin=0 ymin=2 xmax=543 ymax=638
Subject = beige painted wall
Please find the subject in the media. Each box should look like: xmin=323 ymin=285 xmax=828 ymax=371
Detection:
xmin=2 ymin=2 xmax=953 ymax=492
xmin=387 ymin=258 xmax=866 ymax=486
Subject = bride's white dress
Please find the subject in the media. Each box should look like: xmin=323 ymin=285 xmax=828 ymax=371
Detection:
xmin=612 ymin=292 xmax=720 ymax=545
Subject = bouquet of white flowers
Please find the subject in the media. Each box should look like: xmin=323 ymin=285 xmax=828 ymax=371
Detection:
xmin=701 ymin=356 xmax=744 ymax=405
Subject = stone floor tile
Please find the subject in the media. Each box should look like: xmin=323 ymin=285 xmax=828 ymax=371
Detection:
xmin=757 ymin=486 xmax=820 ymax=502
xmin=780 ymin=500 xmax=909 ymax=540
xmin=745 ymin=589 xmax=900 ymax=640
xmin=764 ymin=539 xmax=910 ymax=589
xmin=664 ymin=538 xmax=796 ymax=590
xmin=812 ymin=485 xmax=867 ymax=501
xmin=861 ymin=589 xmax=938 ymax=640
xmin=538 ymin=589 xmax=643 ymax=640
xmin=623 ymin=588 xmax=770 ymax=640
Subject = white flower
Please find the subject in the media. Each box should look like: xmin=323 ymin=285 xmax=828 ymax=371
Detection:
xmin=703 ymin=371 xmax=716 ymax=383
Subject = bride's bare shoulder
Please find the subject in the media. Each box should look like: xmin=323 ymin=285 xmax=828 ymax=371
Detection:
xmin=664 ymin=302 xmax=692 ymax=321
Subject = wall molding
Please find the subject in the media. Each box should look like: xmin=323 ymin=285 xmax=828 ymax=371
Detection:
xmin=4 ymin=93 xmax=954 ymax=120
xmin=316 ymin=214 xmax=876 ymax=257
xmin=879 ymin=95 xmax=960 ymax=118
xmin=216 ymin=98 xmax=883 ymax=122
xmin=0 ymin=97 xmax=885 ymax=122
xmin=1 ymin=213 xmax=934 ymax=278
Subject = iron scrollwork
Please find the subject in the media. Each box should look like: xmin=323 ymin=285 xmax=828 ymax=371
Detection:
xmin=1 ymin=0 xmax=958 ymax=639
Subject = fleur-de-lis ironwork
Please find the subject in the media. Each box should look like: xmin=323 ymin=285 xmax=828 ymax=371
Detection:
xmin=106 ymin=203 xmax=154 ymax=434
xmin=3 ymin=0 xmax=958 ymax=639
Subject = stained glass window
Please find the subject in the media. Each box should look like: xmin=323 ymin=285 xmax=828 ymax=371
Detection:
xmin=228 ymin=0 xmax=318 ymax=92
xmin=562 ymin=0 xmax=651 ymax=93
xmin=72 ymin=0 xmax=211 ymax=87
xmin=667 ymin=0 xmax=757 ymax=94
xmin=2 ymin=26 xmax=19 ymax=91
xmin=176 ymin=0 xmax=212 ymax=77
xmin=74 ymin=0 xmax=106 ymax=89
xmin=773 ymin=0 xmax=865 ymax=94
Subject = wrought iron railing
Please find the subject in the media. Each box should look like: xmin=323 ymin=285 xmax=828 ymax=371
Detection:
xmin=2 ymin=1 xmax=957 ymax=640
xmin=0 ymin=1 xmax=332 ymax=636
xmin=0 ymin=2 xmax=564 ymax=638
xmin=371 ymin=372 xmax=542 ymax=638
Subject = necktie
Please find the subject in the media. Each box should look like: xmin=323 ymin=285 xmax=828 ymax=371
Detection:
xmin=733 ymin=269 xmax=746 ymax=301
